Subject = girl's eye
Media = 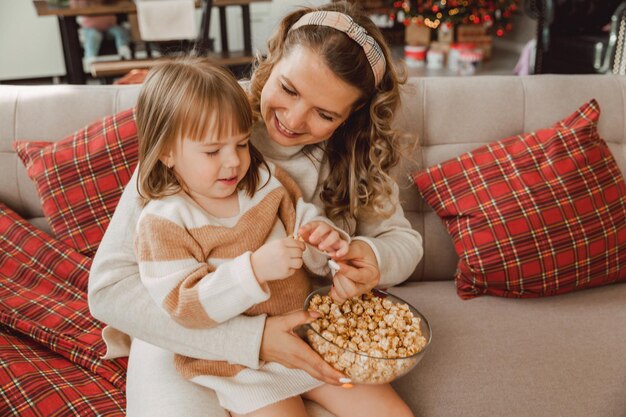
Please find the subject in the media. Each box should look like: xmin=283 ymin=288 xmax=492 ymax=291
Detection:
xmin=205 ymin=151 xmax=218 ymax=157
xmin=318 ymin=112 xmax=334 ymax=122
xmin=238 ymin=142 xmax=249 ymax=148
xmin=281 ymin=83 xmax=296 ymax=96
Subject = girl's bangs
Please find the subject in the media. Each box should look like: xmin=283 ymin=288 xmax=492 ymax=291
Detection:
xmin=178 ymin=87 xmax=252 ymax=143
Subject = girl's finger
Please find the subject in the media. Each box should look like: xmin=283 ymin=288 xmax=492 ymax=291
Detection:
xmin=288 ymin=257 xmax=304 ymax=270
xmin=308 ymin=223 xmax=331 ymax=245
xmin=334 ymin=242 xmax=350 ymax=258
xmin=284 ymin=244 xmax=305 ymax=257
xmin=318 ymin=231 xmax=340 ymax=252
xmin=285 ymin=238 xmax=306 ymax=250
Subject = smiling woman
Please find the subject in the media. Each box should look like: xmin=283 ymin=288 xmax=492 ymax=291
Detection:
xmin=89 ymin=2 xmax=422 ymax=416
xmin=260 ymin=46 xmax=361 ymax=147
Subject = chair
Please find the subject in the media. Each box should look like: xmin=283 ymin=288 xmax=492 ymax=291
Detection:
xmin=606 ymin=1 xmax=626 ymax=74
xmin=527 ymin=0 xmax=626 ymax=74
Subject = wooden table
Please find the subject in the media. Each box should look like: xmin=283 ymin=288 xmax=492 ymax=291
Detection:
xmin=33 ymin=0 xmax=270 ymax=84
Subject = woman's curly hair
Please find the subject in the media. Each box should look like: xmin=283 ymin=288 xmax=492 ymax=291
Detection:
xmin=248 ymin=1 xmax=407 ymax=224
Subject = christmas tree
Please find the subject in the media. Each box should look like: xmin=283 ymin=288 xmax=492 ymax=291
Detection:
xmin=389 ymin=0 xmax=520 ymax=36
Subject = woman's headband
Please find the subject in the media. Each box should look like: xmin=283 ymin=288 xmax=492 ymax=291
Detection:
xmin=289 ymin=11 xmax=387 ymax=87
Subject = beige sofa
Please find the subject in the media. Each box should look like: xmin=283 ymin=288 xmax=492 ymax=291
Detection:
xmin=1 ymin=75 xmax=625 ymax=417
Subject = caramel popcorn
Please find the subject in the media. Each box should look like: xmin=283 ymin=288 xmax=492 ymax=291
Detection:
xmin=305 ymin=291 xmax=429 ymax=384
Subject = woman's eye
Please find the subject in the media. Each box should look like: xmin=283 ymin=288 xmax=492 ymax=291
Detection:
xmin=237 ymin=142 xmax=249 ymax=148
xmin=205 ymin=151 xmax=218 ymax=156
xmin=318 ymin=112 xmax=334 ymax=122
xmin=281 ymin=84 xmax=296 ymax=96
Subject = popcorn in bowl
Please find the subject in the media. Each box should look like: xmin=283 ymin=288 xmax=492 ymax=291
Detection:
xmin=303 ymin=286 xmax=432 ymax=384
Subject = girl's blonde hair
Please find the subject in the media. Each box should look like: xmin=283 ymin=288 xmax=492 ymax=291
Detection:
xmin=249 ymin=1 xmax=406 ymax=223
xmin=136 ymin=57 xmax=265 ymax=202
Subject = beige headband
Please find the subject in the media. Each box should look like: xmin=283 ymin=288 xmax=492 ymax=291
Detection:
xmin=289 ymin=11 xmax=387 ymax=87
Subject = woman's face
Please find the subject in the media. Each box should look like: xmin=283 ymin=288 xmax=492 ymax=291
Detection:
xmin=260 ymin=45 xmax=362 ymax=147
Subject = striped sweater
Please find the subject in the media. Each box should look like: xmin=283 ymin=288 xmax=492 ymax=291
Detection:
xmin=135 ymin=163 xmax=346 ymax=379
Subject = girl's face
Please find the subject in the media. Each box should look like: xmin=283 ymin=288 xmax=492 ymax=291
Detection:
xmin=260 ymin=46 xmax=362 ymax=147
xmin=166 ymin=127 xmax=251 ymax=208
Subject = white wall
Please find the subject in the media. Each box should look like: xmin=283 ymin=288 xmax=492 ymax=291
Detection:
xmin=0 ymin=0 xmax=326 ymax=82
xmin=0 ymin=1 xmax=66 ymax=81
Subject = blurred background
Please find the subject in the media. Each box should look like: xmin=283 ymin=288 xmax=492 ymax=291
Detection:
xmin=0 ymin=0 xmax=624 ymax=85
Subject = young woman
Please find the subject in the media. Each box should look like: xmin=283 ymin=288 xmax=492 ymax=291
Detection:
xmin=89 ymin=2 xmax=422 ymax=416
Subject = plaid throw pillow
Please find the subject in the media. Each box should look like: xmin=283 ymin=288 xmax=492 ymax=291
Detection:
xmin=14 ymin=108 xmax=138 ymax=257
xmin=413 ymin=100 xmax=626 ymax=299
xmin=0 ymin=326 xmax=126 ymax=416
xmin=0 ymin=203 xmax=127 ymax=390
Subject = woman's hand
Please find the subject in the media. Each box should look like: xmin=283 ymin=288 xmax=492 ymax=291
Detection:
xmin=260 ymin=311 xmax=347 ymax=386
xmin=330 ymin=240 xmax=380 ymax=303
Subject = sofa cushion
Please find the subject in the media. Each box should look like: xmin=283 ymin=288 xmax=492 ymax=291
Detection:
xmin=389 ymin=281 xmax=626 ymax=417
xmin=413 ymin=100 xmax=626 ymax=299
xmin=13 ymin=108 xmax=138 ymax=257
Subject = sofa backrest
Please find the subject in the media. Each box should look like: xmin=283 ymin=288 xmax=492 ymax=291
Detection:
xmin=1 ymin=76 xmax=625 ymax=282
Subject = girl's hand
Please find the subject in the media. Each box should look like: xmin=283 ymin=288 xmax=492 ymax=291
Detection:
xmin=251 ymin=237 xmax=305 ymax=283
xmin=260 ymin=311 xmax=347 ymax=386
xmin=329 ymin=240 xmax=380 ymax=303
xmin=298 ymin=222 xmax=349 ymax=258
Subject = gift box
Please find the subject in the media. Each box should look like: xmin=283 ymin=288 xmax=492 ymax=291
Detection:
xmin=405 ymin=22 xmax=431 ymax=46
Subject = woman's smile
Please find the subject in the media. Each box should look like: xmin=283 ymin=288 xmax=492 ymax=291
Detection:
xmin=274 ymin=112 xmax=303 ymax=138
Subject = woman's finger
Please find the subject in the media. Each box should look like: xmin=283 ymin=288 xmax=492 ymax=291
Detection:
xmin=329 ymin=277 xmax=351 ymax=303
xmin=291 ymin=338 xmax=346 ymax=385
xmin=278 ymin=310 xmax=320 ymax=331
xmin=261 ymin=312 xmax=345 ymax=385
xmin=334 ymin=275 xmax=358 ymax=299
xmin=336 ymin=260 xmax=378 ymax=286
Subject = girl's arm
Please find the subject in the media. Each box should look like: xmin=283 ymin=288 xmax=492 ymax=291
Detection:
xmin=89 ymin=170 xmax=266 ymax=368
xmin=136 ymin=209 xmax=270 ymax=329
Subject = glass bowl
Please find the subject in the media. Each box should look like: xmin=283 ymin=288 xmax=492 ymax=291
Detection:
xmin=302 ymin=286 xmax=432 ymax=384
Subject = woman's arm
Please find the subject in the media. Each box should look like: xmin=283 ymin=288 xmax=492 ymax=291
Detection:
xmin=353 ymin=181 xmax=423 ymax=287
xmin=329 ymin=181 xmax=423 ymax=301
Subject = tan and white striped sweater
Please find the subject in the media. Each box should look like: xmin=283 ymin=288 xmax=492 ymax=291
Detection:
xmin=135 ymin=163 xmax=346 ymax=380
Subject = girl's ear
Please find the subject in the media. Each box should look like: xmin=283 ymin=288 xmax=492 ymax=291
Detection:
xmin=159 ymin=151 xmax=174 ymax=169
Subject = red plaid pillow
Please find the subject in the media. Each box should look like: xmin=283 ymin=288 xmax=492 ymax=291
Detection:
xmin=413 ymin=100 xmax=626 ymax=299
xmin=14 ymin=108 xmax=138 ymax=257
xmin=0 ymin=203 xmax=127 ymax=389
xmin=1 ymin=326 xmax=125 ymax=416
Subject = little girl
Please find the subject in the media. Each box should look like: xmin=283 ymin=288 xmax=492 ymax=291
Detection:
xmin=133 ymin=57 xmax=350 ymax=415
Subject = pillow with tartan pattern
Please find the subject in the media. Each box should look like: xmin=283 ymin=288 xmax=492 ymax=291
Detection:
xmin=14 ymin=108 xmax=138 ymax=257
xmin=412 ymin=99 xmax=626 ymax=299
